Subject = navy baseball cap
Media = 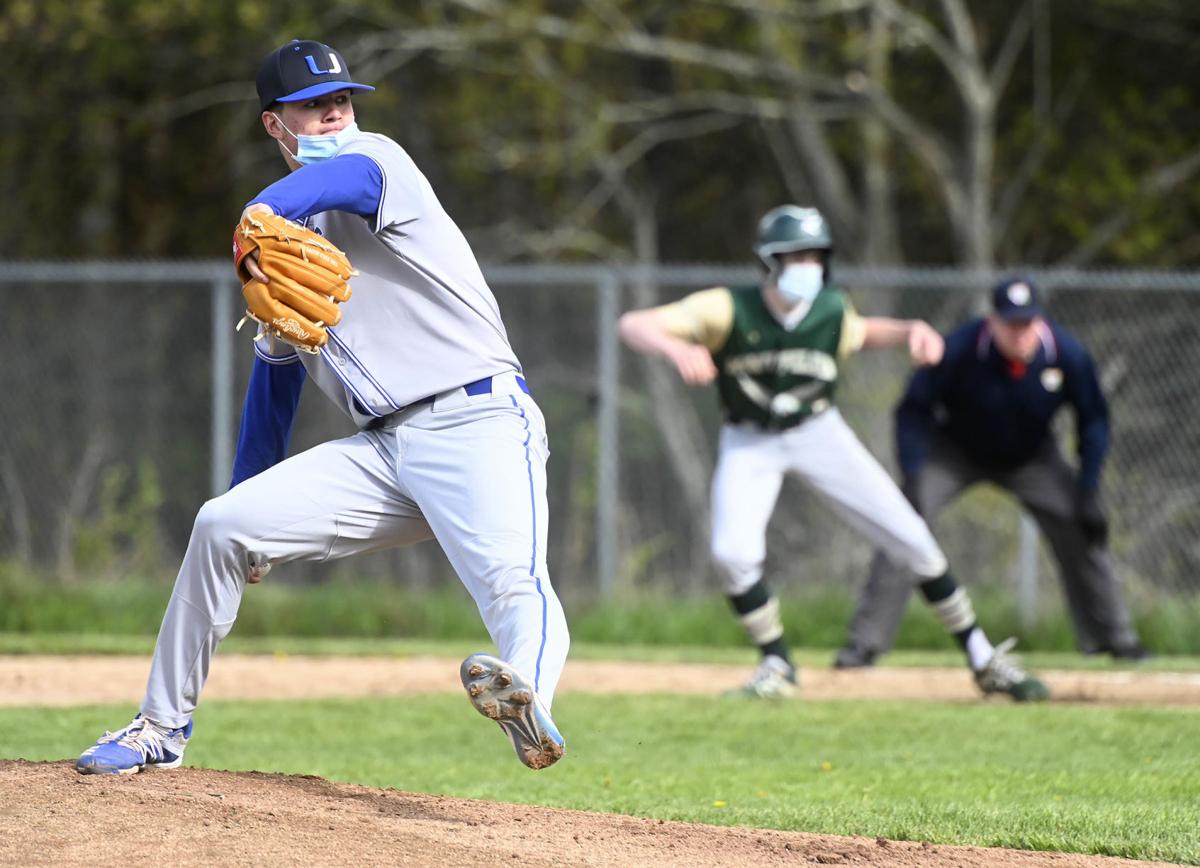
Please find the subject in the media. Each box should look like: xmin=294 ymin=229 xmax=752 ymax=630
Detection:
xmin=991 ymin=276 xmax=1042 ymax=321
xmin=256 ymin=39 xmax=375 ymax=111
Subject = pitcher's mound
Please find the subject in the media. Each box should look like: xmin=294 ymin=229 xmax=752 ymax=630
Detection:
xmin=0 ymin=760 xmax=1169 ymax=867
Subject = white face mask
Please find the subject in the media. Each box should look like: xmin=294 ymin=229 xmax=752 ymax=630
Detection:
xmin=272 ymin=114 xmax=360 ymax=164
xmin=776 ymin=262 xmax=824 ymax=305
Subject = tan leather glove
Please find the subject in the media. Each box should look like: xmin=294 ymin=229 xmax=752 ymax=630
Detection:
xmin=232 ymin=212 xmax=355 ymax=352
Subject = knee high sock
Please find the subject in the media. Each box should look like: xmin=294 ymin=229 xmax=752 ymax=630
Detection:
xmin=728 ymin=580 xmax=790 ymax=665
xmin=918 ymin=571 xmax=994 ymax=670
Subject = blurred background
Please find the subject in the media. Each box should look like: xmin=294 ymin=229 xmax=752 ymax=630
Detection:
xmin=1 ymin=0 xmax=1198 ymax=651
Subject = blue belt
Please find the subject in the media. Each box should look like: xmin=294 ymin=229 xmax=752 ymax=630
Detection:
xmin=464 ymin=374 xmax=530 ymax=397
xmin=361 ymin=375 xmax=529 ymax=429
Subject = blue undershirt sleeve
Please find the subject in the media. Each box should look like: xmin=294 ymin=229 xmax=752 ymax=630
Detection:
xmin=229 ymin=357 xmax=307 ymax=489
xmin=247 ymin=154 xmax=384 ymax=223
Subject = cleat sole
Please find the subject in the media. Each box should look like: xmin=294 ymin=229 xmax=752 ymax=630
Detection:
xmin=460 ymin=654 xmax=565 ymax=770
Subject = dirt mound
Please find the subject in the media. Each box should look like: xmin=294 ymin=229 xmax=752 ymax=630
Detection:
xmin=0 ymin=760 xmax=1176 ymax=867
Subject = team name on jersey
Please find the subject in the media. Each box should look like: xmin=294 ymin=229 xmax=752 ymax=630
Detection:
xmin=724 ymin=347 xmax=838 ymax=381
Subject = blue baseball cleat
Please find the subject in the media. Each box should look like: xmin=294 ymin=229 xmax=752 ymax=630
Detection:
xmin=76 ymin=715 xmax=193 ymax=775
xmin=460 ymin=654 xmax=565 ymax=770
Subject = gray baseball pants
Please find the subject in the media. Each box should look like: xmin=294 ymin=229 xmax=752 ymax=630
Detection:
xmin=842 ymin=434 xmax=1139 ymax=655
xmin=140 ymin=374 xmax=569 ymax=729
xmin=710 ymin=408 xmax=948 ymax=596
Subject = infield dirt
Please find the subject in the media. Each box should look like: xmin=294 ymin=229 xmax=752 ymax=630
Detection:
xmin=3 ymin=653 xmax=1198 ymax=707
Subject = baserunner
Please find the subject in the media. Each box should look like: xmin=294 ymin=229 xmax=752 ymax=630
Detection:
xmin=618 ymin=204 xmax=1048 ymax=702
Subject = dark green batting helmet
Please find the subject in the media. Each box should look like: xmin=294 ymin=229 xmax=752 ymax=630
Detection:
xmin=754 ymin=205 xmax=833 ymax=267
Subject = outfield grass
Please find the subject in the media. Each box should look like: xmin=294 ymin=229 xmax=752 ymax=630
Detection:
xmin=5 ymin=569 xmax=1200 ymax=656
xmin=3 ymin=695 xmax=1196 ymax=863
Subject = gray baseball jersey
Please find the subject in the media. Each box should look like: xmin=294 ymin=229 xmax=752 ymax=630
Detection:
xmin=258 ymin=132 xmax=523 ymax=426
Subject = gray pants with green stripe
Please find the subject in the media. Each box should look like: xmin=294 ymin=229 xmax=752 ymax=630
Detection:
xmin=843 ymin=434 xmax=1140 ymax=656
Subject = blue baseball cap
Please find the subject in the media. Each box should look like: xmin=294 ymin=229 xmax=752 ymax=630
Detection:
xmin=991 ymin=276 xmax=1042 ymax=321
xmin=256 ymin=39 xmax=375 ymax=111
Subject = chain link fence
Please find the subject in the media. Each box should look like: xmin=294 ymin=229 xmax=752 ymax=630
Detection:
xmin=1 ymin=262 xmax=1197 ymax=618
xmin=615 ymin=267 xmax=1200 ymax=625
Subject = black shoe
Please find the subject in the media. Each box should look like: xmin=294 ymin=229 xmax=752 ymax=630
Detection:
xmin=833 ymin=645 xmax=878 ymax=669
xmin=1109 ymin=643 xmax=1152 ymax=662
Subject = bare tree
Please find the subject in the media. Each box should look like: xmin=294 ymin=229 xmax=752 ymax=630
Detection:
xmin=382 ymin=0 xmax=1193 ymax=273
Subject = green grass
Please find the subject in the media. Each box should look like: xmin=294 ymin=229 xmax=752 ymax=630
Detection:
xmin=4 ymin=566 xmax=1200 ymax=655
xmin=4 ymin=696 xmax=1197 ymax=863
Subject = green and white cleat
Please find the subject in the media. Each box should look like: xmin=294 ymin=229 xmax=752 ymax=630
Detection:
xmin=725 ymin=654 xmax=797 ymax=700
xmin=974 ymin=638 xmax=1050 ymax=702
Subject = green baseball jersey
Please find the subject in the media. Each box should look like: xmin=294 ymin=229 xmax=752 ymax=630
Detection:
xmin=711 ymin=285 xmax=853 ymax=428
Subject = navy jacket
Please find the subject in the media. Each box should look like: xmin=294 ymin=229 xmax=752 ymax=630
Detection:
xmin=895 ymin=318 xmax=1109 ymax=493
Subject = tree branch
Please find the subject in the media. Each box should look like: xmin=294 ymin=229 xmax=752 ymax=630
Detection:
xmin=748 ymin=0 xmax=861 ymax=251
xmin=992 ymin=64 xmax=1089 ymax=248
xmin=1058 ymin=147 xmax=1200 ymax=267
xmin=857 ymin=82 xmax=968 ymax=227
xmin=987 ymin=0 xmax=1034 ymax=97
xmin=523 ymin=10 xmax=851 ymax=95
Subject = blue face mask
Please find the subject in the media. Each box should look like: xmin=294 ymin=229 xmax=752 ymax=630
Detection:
xmin=273 ymin=115 xmax=360 ymax=164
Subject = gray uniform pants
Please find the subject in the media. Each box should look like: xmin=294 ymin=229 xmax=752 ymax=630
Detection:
xmin=710 ymin=409 xmax=948 ymax=596
xmin=843 ymin=434 xmax=1139 ymax=655
xmin=141 ymin=374 xmax=569 ymax=729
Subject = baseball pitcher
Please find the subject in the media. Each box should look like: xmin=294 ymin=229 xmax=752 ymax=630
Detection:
xmin=77 ymin=39 xmax=568 ymax=775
